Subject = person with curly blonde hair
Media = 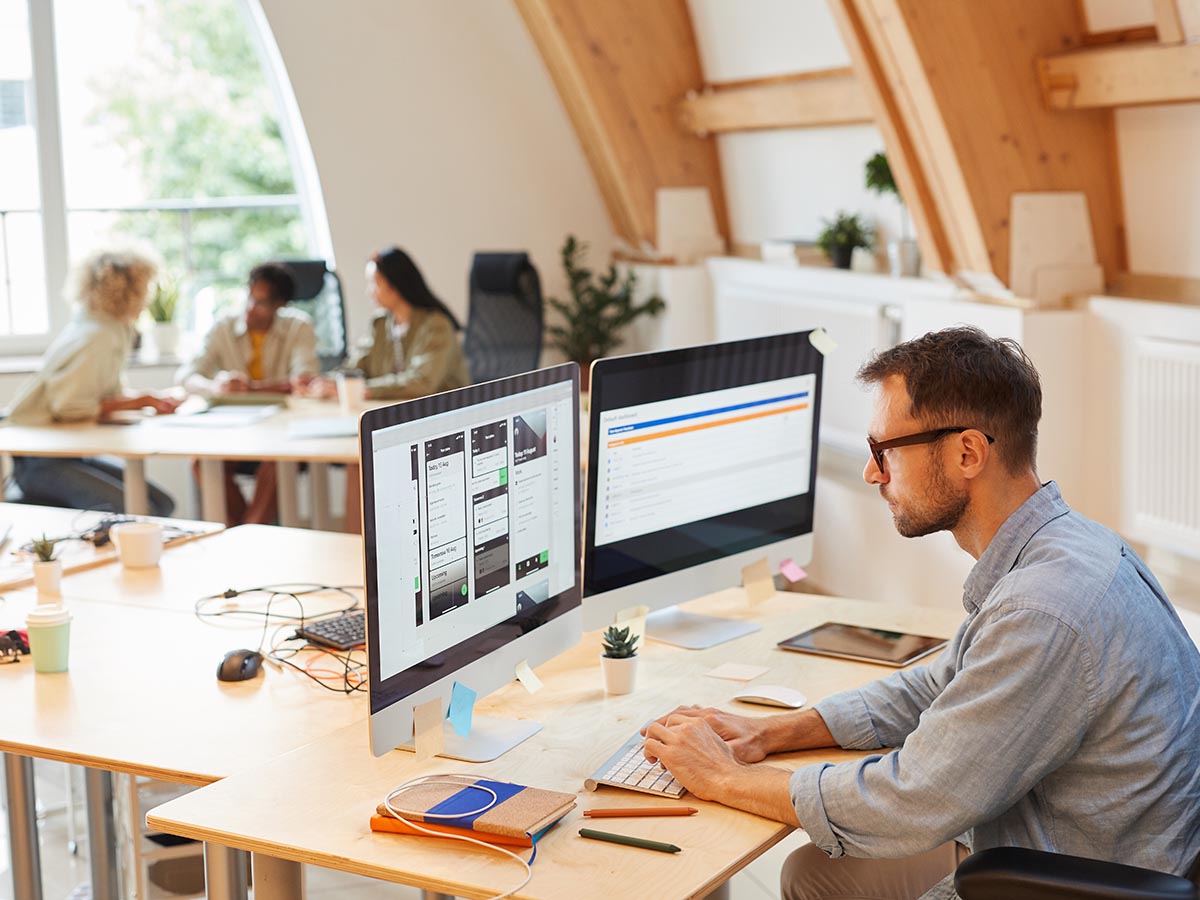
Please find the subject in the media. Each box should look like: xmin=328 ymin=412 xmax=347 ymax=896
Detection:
xmin=4 ymin=248 xmax=181 ymax=514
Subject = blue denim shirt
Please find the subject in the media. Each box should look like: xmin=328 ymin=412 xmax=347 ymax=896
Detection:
xmin=791 ymin=482 xmax=1200 ymax=882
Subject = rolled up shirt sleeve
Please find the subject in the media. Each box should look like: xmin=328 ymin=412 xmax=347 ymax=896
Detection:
xmin=791 ymin=606 xmax=1093 ymax=859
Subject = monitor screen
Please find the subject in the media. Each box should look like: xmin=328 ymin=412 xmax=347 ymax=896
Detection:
xmin=584 ymin=332 xmax=823 ymax=598
xmin=362 ymin=365 xmax=581 ymax=720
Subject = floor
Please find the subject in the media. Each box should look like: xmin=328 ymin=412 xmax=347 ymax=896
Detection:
xmin=2 ymin=760 xmax=807 ymax=899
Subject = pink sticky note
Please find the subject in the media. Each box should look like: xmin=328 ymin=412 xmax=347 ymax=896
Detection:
xmin=780 ymin=559 xmax=808 ymax=583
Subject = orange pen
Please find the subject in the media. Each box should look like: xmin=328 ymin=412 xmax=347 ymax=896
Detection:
xmin=583 ymin=807 xmax=698 ymax=818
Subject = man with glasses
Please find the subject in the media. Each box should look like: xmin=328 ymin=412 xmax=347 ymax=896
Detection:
xmin=643 ymin=326 xmax=1200 ymax=899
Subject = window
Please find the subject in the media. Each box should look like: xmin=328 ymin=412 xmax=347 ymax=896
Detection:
xmin=0 ymin=0 xmax=329 ymax=352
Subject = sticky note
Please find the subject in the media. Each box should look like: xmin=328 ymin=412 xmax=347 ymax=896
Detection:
xmin=742 ymin=557 xmax=774 ymax=604
xmin=447 ymin=681 xmax=476 ymax=738
xmin=705 ymin=662 xmax=769 ymax=682
xmin=615 ymin=604 xmax=650 ymax=644
xmin=514 ymin=659 xmax=543 ymax=694
xmin=412 ymin=698 xmax=444 ymax=762
xmin=809 ymin=328 xmax=837 ymax=356
xmin=780 ymin=559 xmax=808 ymax=583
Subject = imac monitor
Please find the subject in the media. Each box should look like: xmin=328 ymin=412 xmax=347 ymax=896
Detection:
xmin=583 ymin=332 xmax=823 ymax=648
xmin=361 ymin=364 xmax=581 ymax=760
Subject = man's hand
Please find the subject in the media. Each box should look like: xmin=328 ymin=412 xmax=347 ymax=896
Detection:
xmin=642 ymin=706 xmax=771 ymax=763
xmin=106 ymin=394 xmax=181 ymax=416
xmin=215 ymin=371 xmax=250 ymax=394
xmin=643 ymin=716 xmax=742 ymax=801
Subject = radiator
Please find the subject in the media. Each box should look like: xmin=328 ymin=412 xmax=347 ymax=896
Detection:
xmin=1133 ymin=336 xmax=1200 ymax=558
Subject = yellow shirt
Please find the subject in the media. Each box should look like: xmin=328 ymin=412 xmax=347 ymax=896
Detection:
xmin=247 ymin=331 xmax=267 ymax=382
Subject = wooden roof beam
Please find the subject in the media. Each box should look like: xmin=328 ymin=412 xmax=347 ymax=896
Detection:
xmin=1039 ymin=40 xmax=1200 ymax=109
xmin=676 ymin=68 xmax=873 ymax=136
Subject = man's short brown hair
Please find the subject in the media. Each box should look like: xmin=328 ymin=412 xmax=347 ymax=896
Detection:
xmin=856 ymin=326 xmax=1041 ymax=474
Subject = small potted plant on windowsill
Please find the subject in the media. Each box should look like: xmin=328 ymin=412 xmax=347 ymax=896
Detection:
xmin=146 ymin=275 xmax=182 ymax=358
xmin=31 ymin=535 xmax=62 ymax=600
xmin=600 ymin=624 xmax=640 ymax=695
xmin=546 ymin=235 xmax=665 ymax=392
xmin=817 ymin=211 xmax=874 ymax=270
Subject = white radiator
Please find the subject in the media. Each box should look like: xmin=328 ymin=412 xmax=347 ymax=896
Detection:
xmin=1133 ymin=336 xmax=1200 ymax=558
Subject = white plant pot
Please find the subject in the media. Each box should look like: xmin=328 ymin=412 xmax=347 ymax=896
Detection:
xmin=600 ymin=653 xmax=639 ymax=695
xmin=887 ymin=238 xmax=921 ymax=277
xmin=151 ymin=322 xmax=181 ymax=358
xmin=33 ymin=560 xmax=62 ymax=599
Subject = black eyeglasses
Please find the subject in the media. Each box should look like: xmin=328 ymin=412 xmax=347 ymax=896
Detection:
xmin=867 ymin=427 xmax=995 ymax=474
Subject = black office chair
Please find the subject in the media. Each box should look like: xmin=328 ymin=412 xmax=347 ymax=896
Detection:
xmin=281 ymin=259 xmax=348 ymax=371
xmin=956 ymin=846 xmax=1200 ymax=899
xmin=462 ymin=252 xmax=544 ymax=383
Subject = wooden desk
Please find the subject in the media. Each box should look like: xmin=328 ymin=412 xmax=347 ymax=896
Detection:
xmin=0 ymin=502 xmax=222 ymax=592
xmin=148 ymin=590 xmax=965 ymax=900
xmin=0 ymin=525 xmax=368 ymax=900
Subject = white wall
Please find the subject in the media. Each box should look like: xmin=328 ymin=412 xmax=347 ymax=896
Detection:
xmin=258 ymin=0 xmax=613 ymax=341
xmin=687 ymin=0 xmax=906 ymax=253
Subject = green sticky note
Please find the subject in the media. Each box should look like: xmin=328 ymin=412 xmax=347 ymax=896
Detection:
xmin=498 ymin=467 xmax=508 ymax=486
xmin=461 ymin=583 xmax=468 ymax=596
xmin=539 ymin=550 xmax=548 ymax=563
xmin=414 ymin=576 xmax=420 ymax=591
xmin=447 ymin=681 xmax=476 ymax=738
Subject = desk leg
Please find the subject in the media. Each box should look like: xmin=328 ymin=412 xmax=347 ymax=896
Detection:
xmin=84 ymin=769 xmax=118 ymax=900
xmin=123 ymin=458 xmax=149 ymax=516
xmin=198 ymin=459 xmax=227 ymax=524
xmin=706 ymin=883 xmax=730 ymax=900
xmin=422 ymin=893 xmax=455 ymax=900
xmin=277 ymin=461 xmax=299 ymax=528
xmin=202 ymin=843 xmax=248 ymax=900
xmin=309 ymin=462 xmax=333 ymax=531
xmin=251 ymin=853 xmax=305 ymax=899
xmin=3 ymin=753 xmax=42 ymax=900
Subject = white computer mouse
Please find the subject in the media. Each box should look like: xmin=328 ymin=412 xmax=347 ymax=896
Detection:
xmin=733 ymin=685 xmax=808 ymax=709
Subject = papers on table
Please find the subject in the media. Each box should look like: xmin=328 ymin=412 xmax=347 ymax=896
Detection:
xmin=286 ymin=417 xmax=359 ymax=440
xmin=150 ymin=404 xmax=281 ymax=428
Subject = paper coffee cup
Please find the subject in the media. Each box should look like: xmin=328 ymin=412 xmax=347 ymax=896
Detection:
xmin=337 ymin=371 xmax=366 ymax=414
xmin=111 ymin=522 xmax=164 ymax=568
xmin=26 ymin=605 xmax=71 ymax=673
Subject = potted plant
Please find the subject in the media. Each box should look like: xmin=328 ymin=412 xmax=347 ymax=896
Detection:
xmin=865 ymin=151 xmax=920 ymax=277
xmin=817 ymin=211 xmax=874 ymax=270
xmin=146 ymin=275 xmax=182 ymax=357
xmin=31 ymin=535 xmax=62 ymax=599
xmin=546 ymin=236 xmax=665 ymax=391
xmin=600 ymin=624 xmax=640 ymax=694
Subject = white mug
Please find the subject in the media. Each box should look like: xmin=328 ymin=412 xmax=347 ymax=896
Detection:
xmin=111 ymin=522 xmax=164 ymax=569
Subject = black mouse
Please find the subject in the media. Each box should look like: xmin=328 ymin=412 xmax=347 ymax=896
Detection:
xmin=217 ymin=648 xmax=263 ymax=682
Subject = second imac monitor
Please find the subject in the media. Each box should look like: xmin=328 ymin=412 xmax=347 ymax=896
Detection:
xmin=583 ymin=332 xmax=824 ymax=648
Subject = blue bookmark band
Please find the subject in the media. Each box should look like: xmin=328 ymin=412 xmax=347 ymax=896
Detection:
xmin=425 ymin=779 xmax=525 ymax=830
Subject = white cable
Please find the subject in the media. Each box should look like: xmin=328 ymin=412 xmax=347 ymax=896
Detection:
xmin=383 ymin=774 xmax=534 ymax=900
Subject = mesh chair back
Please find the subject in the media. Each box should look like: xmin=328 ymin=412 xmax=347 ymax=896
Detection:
xmin=281 ymin=259 xmax=348 ymax=371
xmin=463 ymin=252 xmax=544 ymax=383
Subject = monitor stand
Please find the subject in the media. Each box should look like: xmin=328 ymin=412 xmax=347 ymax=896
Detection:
xmin=645 ymin=607 xmax=760 ymax=650
xmin=399 ymin=716 xmax=543 ymax=763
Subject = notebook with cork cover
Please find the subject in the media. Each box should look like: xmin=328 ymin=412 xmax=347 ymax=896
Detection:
xmin=371 ymin=775 xmax=576 ymax=848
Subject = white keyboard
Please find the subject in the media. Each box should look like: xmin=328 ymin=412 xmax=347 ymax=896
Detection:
xmin=584 ymin=730 xmax=686 ymax=798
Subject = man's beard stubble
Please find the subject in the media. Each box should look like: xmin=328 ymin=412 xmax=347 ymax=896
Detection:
xmin=883 ymin=464 xmax=969 ymax=539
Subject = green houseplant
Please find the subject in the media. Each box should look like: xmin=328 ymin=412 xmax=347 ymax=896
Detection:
xmin=865 ymin=151 xmax=920 ymax=276
xmin=546 ymin=236 xmax=665 ymax=390
xmin=146 ymin=276 xmax=183 ymax=357
xmin=817 ymin=211 xmax=874 ymax=270
xmin=600 ymin=624 xmax=639 ymax=694
xmin=31 ymin=534 xmax=62 ymax=598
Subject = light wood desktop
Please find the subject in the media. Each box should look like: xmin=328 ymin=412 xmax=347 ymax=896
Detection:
xmin=0 ymin=501 xmax=222 ymax=592
xmin=148 ymin=590 xmax=965 ymax=900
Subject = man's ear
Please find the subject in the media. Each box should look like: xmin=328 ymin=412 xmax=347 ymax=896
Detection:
xmin=956 ymin=430 xmax=991 ymax=478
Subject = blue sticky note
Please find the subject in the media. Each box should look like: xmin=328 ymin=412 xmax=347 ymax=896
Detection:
xmin=447 ymin=681 xmax=476 ymax=738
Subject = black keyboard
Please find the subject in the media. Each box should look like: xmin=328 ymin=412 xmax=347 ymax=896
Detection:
xmin=296 ymin=612 xmax=365 ymax=650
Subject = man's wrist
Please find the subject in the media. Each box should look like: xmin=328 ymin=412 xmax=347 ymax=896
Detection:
xmin=759 ymin=709 xmax=834 ymax=755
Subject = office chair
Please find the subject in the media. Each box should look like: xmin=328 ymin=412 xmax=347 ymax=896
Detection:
xmin=463 ymin=252 xmax=544 ymax=383
xmin=955 ymin=846 xmax=1200 ymax=899
xmin=281 ymin=260 xmax=348 ymax=371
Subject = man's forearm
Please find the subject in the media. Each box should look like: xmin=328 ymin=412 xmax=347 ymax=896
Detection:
xmin=712 ymin=764 xmax=800 ymax=826
xmin=760 ymin=709 xmax=837 ymax=755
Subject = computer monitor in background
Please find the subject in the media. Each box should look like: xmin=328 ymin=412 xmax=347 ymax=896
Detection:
xmin=583 ymin=332 xmax=823 ymax=649
xmin=361 ymin=364 xmax=581 ymax=761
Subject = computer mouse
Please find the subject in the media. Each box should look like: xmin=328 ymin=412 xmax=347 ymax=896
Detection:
xmin=734 ymin=685 xmax=808 ymax=709
xmin=217 ymin=648 xmax=263 ymax=682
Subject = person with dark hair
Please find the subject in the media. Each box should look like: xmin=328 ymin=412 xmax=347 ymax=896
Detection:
xmin=178 ymin=262 xmax=318 ymax=525
xmin=639 ymin=327 xmax=1200 ymax=900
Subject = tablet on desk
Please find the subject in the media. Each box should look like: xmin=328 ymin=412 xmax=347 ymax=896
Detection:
xmin=778 ymin=622 xmax=947 ymax=667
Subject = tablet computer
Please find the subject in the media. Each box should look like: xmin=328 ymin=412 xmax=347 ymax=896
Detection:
xmin=778 ymin=622 xmax=947 ymax=667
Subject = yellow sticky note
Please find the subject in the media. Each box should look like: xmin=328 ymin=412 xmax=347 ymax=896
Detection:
xmin=742 ymin=557 xmax=774 ymax=605
xmin=615 ymin=604 xmax=650 ymax=645
xmin=412 ymin=698 xmax=444 ymax=762
xmin=514 ymin=659 xmax=543 ymax=694
xmin=809 ymin=328 xmax=837 ymax=356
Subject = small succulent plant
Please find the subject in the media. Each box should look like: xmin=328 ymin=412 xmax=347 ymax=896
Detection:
xmin=31 ymin=535 xmax=58 ymax=563
xmin=602 ymin=625 xmax=639 ymax=659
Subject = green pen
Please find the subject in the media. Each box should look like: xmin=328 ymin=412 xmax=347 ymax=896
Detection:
xmin=579 ymin=828 xmax=682 ymax=854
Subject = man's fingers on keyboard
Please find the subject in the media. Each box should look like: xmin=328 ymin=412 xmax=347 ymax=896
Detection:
xmin=641 ymin=705 xmax=705 ymax=735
